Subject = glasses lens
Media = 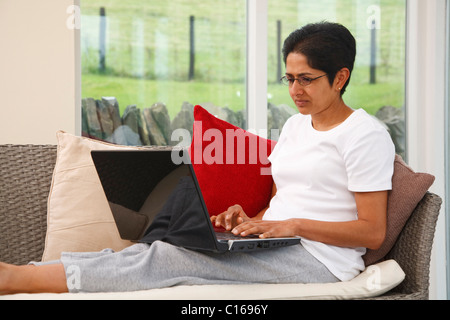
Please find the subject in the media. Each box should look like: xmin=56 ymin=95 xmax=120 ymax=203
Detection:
xmin=281 ymin=77 xmax=289 ymax=85
xmin=300 ymin=77 xmax=311 ymax=86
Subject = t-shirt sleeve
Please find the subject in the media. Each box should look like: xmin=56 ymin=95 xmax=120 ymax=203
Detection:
xmin=342 ymin=126 xmax=395 ymax=192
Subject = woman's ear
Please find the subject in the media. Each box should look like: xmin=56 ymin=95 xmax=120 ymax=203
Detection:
xmin=334 ymin=68 xmax=350 ymax=92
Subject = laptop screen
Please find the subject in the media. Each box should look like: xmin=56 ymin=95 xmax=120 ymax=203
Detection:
xmin=91 ymin=150 xmax=219 ymax=252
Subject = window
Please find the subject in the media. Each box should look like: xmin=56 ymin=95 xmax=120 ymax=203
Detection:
xmin=267 ymin=0 xmax=406 ymax=158
xmin=81 ymin=0 xmax=406 ymax=157
xmin=81 ymin=0 xmax=247 ymax=146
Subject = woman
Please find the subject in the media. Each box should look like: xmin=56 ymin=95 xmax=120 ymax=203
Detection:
xmin=214 ymin=22 xmax=395 ymax=281
xmin=0 ymin=22 xmax=394 ymax=294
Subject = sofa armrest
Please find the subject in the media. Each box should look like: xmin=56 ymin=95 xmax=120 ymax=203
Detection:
xmin=0 ymin=145 xmax=57 ymax=265
xmin=384 ymin=192 xmax=442 ymax=299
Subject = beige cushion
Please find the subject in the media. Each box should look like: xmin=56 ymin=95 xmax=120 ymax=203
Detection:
xmin=42 ymin=131 xmax=141 ymax=261
xmin=1 ymin=260 xmax=404 ymax=300
xmin=363 ymin=155 xmax=435 ymax=266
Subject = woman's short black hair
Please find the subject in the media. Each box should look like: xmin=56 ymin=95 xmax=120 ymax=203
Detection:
xmin=282 ymin=22 xmax=356 ymax=95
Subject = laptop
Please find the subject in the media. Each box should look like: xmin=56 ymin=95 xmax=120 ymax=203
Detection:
xmin=91 ymin=149 xmax=300 ymax=253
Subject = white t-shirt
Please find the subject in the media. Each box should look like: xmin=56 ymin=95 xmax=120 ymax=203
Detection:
xmin=264 ymin=109 xmax=395 ymax=281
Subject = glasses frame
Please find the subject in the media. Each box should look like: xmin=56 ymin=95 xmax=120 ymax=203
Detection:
xmin=280 ymin=74 xmax=328 ymax=87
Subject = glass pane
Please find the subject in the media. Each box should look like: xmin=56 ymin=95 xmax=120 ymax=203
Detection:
xmin=267 ymin=0 xmax=406 ymax=158
xmin=81 ymin=0 xmax=247 ymax=146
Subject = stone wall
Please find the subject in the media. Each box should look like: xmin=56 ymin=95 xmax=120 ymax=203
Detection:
xmin=82 ymin=97 xmax=404 ymax=157
xmin=82 ymin=97 xmax=296 ymax=146
xmin=375 ymin=105 xmax=405 ymax=158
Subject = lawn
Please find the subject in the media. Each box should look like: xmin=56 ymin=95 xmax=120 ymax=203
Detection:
xmin=83 ymin=72 xmax=404 ymax=120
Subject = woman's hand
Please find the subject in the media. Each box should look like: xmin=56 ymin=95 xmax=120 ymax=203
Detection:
xmin=231 ymin=219 xmax=298 ymax=239
xmin=210 ymin=205 xmax=251 ymax=231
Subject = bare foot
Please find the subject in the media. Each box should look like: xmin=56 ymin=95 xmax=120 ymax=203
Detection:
xmin=0 ymin=262 xmax=13 ymax=294
xmin=1 ymin=262 xmax=68 ymax=294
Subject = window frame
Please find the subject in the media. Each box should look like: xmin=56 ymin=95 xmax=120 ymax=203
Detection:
xmin=246 ymin=0 xmax=268 ymax=136
xmin=445 ymin=0 xmax=450 ymax=301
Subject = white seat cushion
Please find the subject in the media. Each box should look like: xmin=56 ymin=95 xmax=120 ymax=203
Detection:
xmin=1 ymin=260 xmax=404 ymax=300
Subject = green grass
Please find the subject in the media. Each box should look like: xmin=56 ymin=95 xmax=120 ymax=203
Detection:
xmin=83 ymin=72 xmax=404 ymax=120
xmin=81 ymin=0 xmax=246 ymax=82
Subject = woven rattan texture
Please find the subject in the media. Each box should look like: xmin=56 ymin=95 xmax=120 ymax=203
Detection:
xmin=0 ymin=145 xmax=57 ymax=265
xmin=0 ymin=145 xmax=442 ymax=299
xmin=384 ymin=192 xmax=441 ymax=299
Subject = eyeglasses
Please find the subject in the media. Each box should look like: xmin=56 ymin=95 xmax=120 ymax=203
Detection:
xmin=280 ymin=74 xmax=328 ymax=87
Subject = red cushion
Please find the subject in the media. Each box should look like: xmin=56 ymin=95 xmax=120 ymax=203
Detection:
xmin=188 ymin=105 xmax=277 ymax=218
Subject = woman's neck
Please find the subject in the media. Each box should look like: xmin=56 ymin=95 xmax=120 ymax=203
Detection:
xmin=311 ymin=99 xmax=354 ymax=131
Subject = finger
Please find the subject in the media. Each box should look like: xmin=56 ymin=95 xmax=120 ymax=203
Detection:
xmin=232 ymin=223 xmax=260 ymax=237
xmin=218 ymin=215 xmax=229 ymax=228
xmin=224 ymin=206 xmax=239 ymax=230
xmin=259 ymin=231 xmax=272 ymax=239
xmin=224 ymin=214 xmax=233 ymax=230
xmin=213 ymin=213 xmax=226 ymax=228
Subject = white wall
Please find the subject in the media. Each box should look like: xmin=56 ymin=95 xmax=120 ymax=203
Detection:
xmin=0 ymin=0 xmax=80 ymax=145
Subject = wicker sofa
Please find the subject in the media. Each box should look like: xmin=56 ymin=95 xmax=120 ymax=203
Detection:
xmin=0 ymin=144 xmax=442 ymax=300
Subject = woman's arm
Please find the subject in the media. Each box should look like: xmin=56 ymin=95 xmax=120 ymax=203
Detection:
xmin=232 ymin=190 xmax=388 ymax=250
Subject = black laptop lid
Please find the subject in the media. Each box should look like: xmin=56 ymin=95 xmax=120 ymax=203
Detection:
xmin=91 ymin=149 xmax=221 ymax=252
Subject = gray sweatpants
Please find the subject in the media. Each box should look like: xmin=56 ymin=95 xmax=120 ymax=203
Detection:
xmin=34 ymin=241 xmax=339 ymax=293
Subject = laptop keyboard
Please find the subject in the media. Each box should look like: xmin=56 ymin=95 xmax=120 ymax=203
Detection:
xmin=215 ymin=231 xmax=260 ymax=241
